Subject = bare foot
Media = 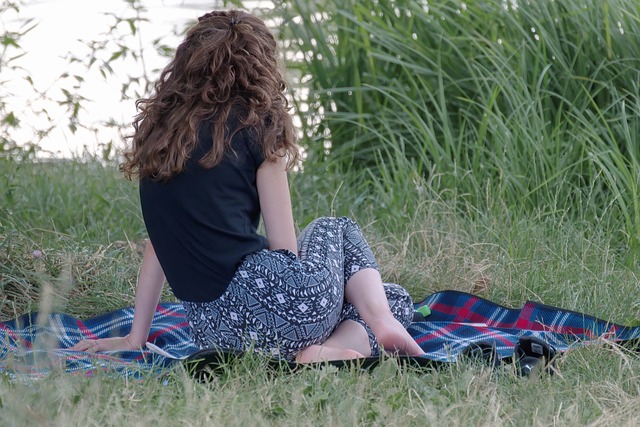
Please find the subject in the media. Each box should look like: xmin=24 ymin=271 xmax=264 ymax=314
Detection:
xmin=370 ymin=317 xmax=424 ymax=356
xmin=295 ymin=344 xmax=365 ymax=364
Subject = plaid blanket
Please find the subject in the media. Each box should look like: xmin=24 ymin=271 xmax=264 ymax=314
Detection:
xmin=1 ymin=290 xmax=638 ymax=379
xmin=410 ymin=290 xmax=639 ymax=361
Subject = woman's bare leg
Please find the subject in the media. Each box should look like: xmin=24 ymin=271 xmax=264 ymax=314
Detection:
xmin=345 ymin=269 xmax=424 ymax=356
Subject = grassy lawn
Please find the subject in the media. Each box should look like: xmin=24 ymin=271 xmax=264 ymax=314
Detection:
xmin=1 ymin=0 xmax=638 ymax=423
xmin=0 ymin=159 xmax=638 ymax=426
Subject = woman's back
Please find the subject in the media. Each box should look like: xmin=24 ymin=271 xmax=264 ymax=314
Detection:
xmin=140 ymin=114 xmax=268 ymax=302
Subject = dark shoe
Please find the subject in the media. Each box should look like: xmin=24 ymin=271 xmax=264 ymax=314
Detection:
xmin=460 ymin=341 xmax=501 ymax=368
xmin=513 ymin=336 xmax=557 ymax=377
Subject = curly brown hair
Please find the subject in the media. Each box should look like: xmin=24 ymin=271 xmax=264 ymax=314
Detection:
xmin=120 ymin=10 xmax=299 ymax=180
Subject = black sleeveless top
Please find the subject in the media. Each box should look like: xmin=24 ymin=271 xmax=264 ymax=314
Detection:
xmin=139 ymin=118 xmax=269 ymax=302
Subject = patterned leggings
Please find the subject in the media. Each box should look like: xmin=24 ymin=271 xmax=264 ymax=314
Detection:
xmin=182 ymin=217 xmax=414 ymax=360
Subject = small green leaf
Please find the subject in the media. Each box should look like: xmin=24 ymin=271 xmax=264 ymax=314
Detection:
xmin=3 ymin=112 xmax=18 ymax=126
xmin=1 ymin=34 xmax=19 ymax=48
xmin=109 ymin=49 xmax=126 ymax=62
xmin=127 ymin=19 xmax=137 ymax=35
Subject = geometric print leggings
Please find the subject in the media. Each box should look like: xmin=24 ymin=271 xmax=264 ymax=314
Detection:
xmin=182 ymin=217 xmax=415 ymax=361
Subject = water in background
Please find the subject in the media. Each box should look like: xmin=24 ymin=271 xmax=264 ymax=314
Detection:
xmin=3 ymin=0 xmax=275 ymax=158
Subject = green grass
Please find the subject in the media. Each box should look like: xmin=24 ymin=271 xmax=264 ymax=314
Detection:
xmin=1 ymin=0 xmax=639 ymax=423
xmin=1 ymin=159 xmax=638 ymax=426
xmin=0 ymin=159 xmax=173 ymax=320
xmin=0 ymin=343 xmax=638 ymax=426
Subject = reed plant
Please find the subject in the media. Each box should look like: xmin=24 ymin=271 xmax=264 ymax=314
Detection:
xmin=278 ymin=0 xmax=640 ymax=258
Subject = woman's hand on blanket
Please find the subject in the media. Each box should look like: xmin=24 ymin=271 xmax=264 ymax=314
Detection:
xmin=69 ymin=335 xmax=143 ymax=353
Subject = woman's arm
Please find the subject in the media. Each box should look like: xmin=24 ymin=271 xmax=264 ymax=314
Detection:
xmin=70 ymin=240 xmax=165 ymax=352
xmin=257 ymin=156 xmax=298 ymax=255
